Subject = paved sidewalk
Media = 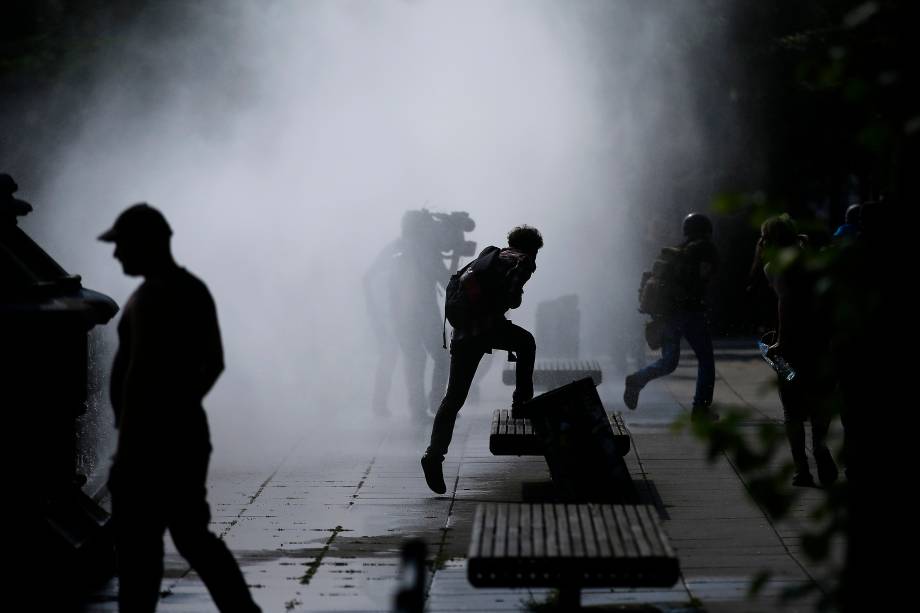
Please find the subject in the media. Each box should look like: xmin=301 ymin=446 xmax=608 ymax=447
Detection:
xmin=78 ymin=345 xmax=842 ymax=612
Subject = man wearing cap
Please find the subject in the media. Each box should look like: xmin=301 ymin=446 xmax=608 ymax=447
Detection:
xmin=100 ymin=204 xmax=260 ymax=612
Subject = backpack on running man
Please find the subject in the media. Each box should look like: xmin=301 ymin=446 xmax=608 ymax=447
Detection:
xmin=442 ymin=246 xmax=502 ymax=346
xmin=638 ymin=246 xmax=688 ymax=316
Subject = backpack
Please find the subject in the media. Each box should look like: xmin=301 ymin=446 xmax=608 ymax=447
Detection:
xmin=442 ymin=246 xmax=502 ymax=347
xmin=638 ymin=246 xmax=687 ymax=315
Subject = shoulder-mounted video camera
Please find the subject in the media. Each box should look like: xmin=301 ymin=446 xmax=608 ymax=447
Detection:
xmin=402 ymin=209 xmax=477 ymax=268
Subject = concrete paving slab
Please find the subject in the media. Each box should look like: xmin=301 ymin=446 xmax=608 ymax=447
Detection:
xmin=69 ymin=348 xmax=840 ymax=612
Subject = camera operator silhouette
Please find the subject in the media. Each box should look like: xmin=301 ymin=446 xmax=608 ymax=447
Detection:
xmin=364 ymin=209 xmax=476 ymax=419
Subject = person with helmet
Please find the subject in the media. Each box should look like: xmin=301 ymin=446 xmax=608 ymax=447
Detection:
xmin=623 ymin=212 xmax=719 ymax=421
xmin=100 ymin=204 xmax=261 ymax=612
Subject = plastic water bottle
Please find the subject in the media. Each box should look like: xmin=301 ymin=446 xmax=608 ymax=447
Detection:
xmin=757 ymin=340 xmax=797 ymax=382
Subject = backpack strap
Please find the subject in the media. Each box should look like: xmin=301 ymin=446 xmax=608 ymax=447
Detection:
xmin=442 ymin=257 xmax=479 ymax=349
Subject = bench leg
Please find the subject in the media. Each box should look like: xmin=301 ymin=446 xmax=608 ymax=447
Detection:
xmin=559 ymin=585 xmax=581 ymax=610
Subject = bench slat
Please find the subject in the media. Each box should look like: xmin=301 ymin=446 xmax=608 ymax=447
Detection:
xmin=508 ymin=501 xmax=520 ymax=558
xmin=647 ymin=505 xmax=676 ymax=558
xmin=636 ymin=505 xmax=664 ymax=558
xmin=578 ymin=505 xmax=599 ymax=559
xmin=532 ymin=503 xmax=544 ymax=558
xmin=588 ymin=504 xmax=612 ymax=558
xmin=613 ymin=505 xmax=640 ymax=558
xmin=602 ymin=505 xmax=629 ymax=558
xmin=495 ymin=503 xmax=508 ymax=557
xmin=624 ymin=505 xmax=653 ymax=558
xmin=544 ymin=504 xmax=559 ymax=558
xmin=482 ymin=503 xmax=496 ymax=558
xmin=469 ymin=505 xmax=485 ymax=559
xmin=555 ymin=504 xmax=573 ymax=557
xmin=520 ymin=503 xmax=532 ymax=558
xmin=566 ymin=504 xmax=586 ymax=558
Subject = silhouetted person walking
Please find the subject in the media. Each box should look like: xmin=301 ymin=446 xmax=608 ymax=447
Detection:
xmin=624 ymin=212 xmax=719 ymax=420
xmin=758 ymin=214 xmax=837 ymax=488
xmin=100 ymin=204 xmax=260 ymax=613
xmin=421 ymin=225 xmax=543 ymax=494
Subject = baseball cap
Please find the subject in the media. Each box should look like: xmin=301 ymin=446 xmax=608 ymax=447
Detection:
xmin=98 ymin=203 xmax=172 ymax=242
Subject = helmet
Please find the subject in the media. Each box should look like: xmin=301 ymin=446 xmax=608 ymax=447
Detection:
xmin=682 ymin=212 xmax=712 ymax=239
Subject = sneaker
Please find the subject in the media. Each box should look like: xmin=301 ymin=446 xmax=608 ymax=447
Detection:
xmin=792 ymin=471 xmax=816 ymax=487
xmin=814 ymin=447 xmax=839 ymax=487
xmin=421 ymin=454 xmax=446 ymax=495
xmin=691 ymin=404 xmax=719 ymax=423
xmin=623 ymin=375 xmax=641 ymax=411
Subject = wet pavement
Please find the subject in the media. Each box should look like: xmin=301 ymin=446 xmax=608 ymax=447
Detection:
xmin=77 ymin=344 xmax=841 ymax=612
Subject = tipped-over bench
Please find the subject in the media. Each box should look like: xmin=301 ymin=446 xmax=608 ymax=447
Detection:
xmin=503 ymin=359 xmax=602 ymax=389
xmin=490 ymin=409 xmax=631 ymax=456
xmin=468 ymin=502 xmax=679 ymax=608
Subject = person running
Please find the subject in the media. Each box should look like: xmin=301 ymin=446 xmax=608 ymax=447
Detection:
xmin=420 ymin=225 xmax=543 ymax=494
xmin=623 ymin=212 xmax=719 ymax=421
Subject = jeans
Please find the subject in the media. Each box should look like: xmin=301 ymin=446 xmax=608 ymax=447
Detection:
xmin=631 ymin=311 xmax=714 ymax=407
xmin=427 ymin=320 xmax=535 ymax=459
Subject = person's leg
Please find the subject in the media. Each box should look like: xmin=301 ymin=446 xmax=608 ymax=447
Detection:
xmin=490 ymin=321 xmax=536 ymax=406
xmin=423 ymin=325 xmax=450 ymax=414
xmin=467 ymin=352 xmax=493 ymax=403
xmin=422 ymin=342 xmax=482 ymax=494
xmin=168 ymin=454 xmax=260 ymax=613
xmin=371 ymin=334 xmax=398 ymax=416
xmin=683 ymin=311 xmax=717 ymax=418
xmin=809 ymin=386 xmax=839 ymax=486
xmin=111 ymin=467 xmax=166 ymax=613
xmin=426 ymin=342 xmax=483 ymax=461
xmin=624 ymin=316 xmax=681 ymax=409
xmin=397 ymin=333 xmax=429 ymax=418
xmin=779 ymin=381 xmax=814 ymax=486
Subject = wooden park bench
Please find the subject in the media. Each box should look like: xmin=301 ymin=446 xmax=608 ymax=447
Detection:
xmin=503 ymin=359 xmax=602 ymax=389
xmin=468 ymin=502 xmax=680 ymax=609
xmin=490 ymin=409 xmax=631 ymax=457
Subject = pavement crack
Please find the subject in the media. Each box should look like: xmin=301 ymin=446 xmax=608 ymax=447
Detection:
xmin=345 ymin=429 xmax=390 ymax=507
xmin=167 ymin=438 xmax=301 ymax=591
xmin=721 ymin=450 xmax=827 ymax=595
xmin=713 ymin=363 xmax=779 ymax=423
xmin=629 ymin=427 xmax=696 ymax=604
xmin=299 ymin=525 xmax=345 ymax=585
xmin=425 ymin=415 xmax=471 ymax=600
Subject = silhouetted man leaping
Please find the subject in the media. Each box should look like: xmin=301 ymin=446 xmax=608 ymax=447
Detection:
xmin=100 ymin=203 xmax=260 ymax=613
xmin=421 ymin=225 xmax=543 ymax=494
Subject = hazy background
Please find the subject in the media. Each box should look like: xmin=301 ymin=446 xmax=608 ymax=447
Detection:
xmin=3 ymin=0 xmax=748 ymax=472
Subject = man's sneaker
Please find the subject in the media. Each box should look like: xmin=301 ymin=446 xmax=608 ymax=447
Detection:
xmin=792 ymin=471 xmax=816 ymax=487
xmin=421 ymin=454 xmax=446 ymax=495
xmin=623 ymin=375 xmax=641 ymax=410
xmin=814 ymin=447 xmax=839 ymax=487
xmin=691 ymin=403 xmax=719 ymax=423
